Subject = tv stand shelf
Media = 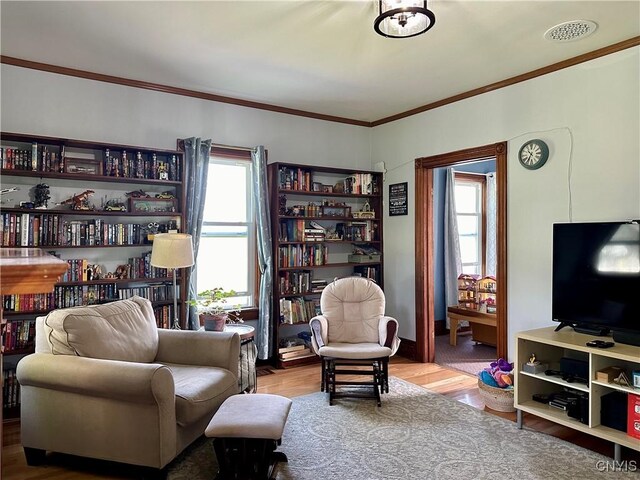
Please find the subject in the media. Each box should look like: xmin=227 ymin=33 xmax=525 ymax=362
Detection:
xmin=515 ymin=327 xmax=640 ymax=461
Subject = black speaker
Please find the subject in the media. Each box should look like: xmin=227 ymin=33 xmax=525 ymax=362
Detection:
xmin=560 ymin=357 xmax=588 ymax=381
xmin=601 ymin=391 xmax=627 ymax=432
xmin=612 ymin=330 xmax=640 ymax=347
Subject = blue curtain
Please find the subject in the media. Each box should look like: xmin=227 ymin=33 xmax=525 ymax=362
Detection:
xmin=183 ymin=137 xmax=212 ymax=330
xmin=444 ymin=168 xmax=462 ymax=328
xmin=251 ymin=146 xmax=273 ymax=359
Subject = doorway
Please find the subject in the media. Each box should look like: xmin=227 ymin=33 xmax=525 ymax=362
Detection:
xmin=414 ymin=142 xmax=508 ymax=364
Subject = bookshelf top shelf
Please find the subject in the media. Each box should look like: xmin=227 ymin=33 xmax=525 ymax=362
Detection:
xmin=1 ymin=169 xmax=181 ymax=186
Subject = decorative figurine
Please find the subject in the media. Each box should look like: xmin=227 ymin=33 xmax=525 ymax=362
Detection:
xmin=158 ymin=163 xmax=169 ymax=180
xmin=279 ymin=194 xmax=287 ymax=215
xmin=528 ymin=354 xmax=539 ymax=365
xmin=125 ymin=189 xmax=150 ymax=198
xmin=60 ymin=190 xmax=95 ymax=210
xmin=33 ymin=183 xmax=50 ymax=209
xmin=155 ymin=191 xmax=175 ymax=199
xmin=104 ymin=198 xmax=127 ymax=212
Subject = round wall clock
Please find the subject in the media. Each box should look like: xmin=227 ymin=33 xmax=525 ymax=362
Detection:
xmin=518 ymin=139 xmax=549 ymax=170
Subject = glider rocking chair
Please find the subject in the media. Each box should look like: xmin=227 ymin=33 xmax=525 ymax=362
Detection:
xmin=309 ymin=277 xmax=400 ymax=406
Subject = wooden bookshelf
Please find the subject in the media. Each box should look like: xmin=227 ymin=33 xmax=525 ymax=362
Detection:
xmin=1 ymin=132 xmax=187 ymax=419
xmin=268 ymin=162 xmax=384 ymax=368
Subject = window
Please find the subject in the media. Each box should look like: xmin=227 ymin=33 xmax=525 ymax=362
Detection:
xmin=197 ymin=150 xmax=256 ymax=308
xmin=454 ymin=174 xmax=485 ymax=275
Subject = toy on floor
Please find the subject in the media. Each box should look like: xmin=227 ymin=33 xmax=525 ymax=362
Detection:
xmin=479 ymin=358 xmax=514 ymax=389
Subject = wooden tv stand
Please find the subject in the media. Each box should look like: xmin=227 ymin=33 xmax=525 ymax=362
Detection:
xmin=515 ymin=327 xmax=640 ymax=461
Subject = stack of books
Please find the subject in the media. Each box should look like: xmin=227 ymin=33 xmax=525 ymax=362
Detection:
xmin=303 ymin=227 xmax=325 ymax=241
xmin=310 ymin=279 xmax=328 ymax=293
xmin=278 ymin=344 xmax=313 ymax=362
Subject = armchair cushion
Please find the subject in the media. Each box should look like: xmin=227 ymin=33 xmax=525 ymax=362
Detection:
xmin=42 ymin=296 xmax=158 ymax=363
xmin=318 ymin=342 xmax=392 ymax=359
xmin=321 ymin=277 xmax=385 ymax=344
xmin=165 ymin=363 xmax=238 ymax=427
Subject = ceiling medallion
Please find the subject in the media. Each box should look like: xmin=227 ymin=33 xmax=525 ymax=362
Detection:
xmin=374 ymin=0 xmax=436 ymax=39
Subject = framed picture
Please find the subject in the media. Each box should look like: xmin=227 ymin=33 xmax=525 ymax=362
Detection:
xmin=389 ymin=182 xmax=408 ymax=216
xmin=64 ymin=158 xmax=102 ymax=176
xmin=322 ymin=185 xmax=333 ymax=193
xmin=320 ymin=205 xmax=351 ymax=218
xmin=129 ymin=197 xmax=177 ymax=213
xmin=312 ymin=182 xmax=323 ymax=192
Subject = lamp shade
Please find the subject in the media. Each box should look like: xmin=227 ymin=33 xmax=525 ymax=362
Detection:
xmin=150 ymin=233 xmax=194 ymax=269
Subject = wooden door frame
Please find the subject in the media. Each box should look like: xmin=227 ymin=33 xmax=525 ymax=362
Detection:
xmin=414 ymin=142 xmax=507 ymax=362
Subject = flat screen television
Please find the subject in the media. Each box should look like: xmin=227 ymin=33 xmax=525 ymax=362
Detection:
xmin=552 ymin=221 xmax=639 ymax=343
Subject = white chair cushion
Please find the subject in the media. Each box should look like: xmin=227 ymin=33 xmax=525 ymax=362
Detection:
xmin=321 ymin=278 xmax=384 ymax=344
xmin=43 ymin=296 xmax=158 ymax=362
xmin=318 ymin=342 xmax=392 ymax=359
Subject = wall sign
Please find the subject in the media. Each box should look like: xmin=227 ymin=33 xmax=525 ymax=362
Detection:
xmin=389 ymin=182 xmax=408 ymax=216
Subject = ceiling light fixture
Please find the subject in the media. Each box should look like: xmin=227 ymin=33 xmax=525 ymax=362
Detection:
xmin=374 ymin=0 xmax=436 ymax=39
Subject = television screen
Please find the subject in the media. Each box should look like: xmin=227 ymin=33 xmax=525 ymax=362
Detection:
xmin=552 ymin=222 xmax=640 ymax=334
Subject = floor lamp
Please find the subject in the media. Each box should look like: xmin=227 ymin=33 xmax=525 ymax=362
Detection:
xmin=150 ymin=233 xmax=194 ymax=330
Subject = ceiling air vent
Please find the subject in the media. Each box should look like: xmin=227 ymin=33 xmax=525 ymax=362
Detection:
xmin=544 ymin=20 xmax=598 ymax=42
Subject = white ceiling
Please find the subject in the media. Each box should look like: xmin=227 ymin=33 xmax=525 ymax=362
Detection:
xmin=1 ymin=1 xmax=639 ymax=123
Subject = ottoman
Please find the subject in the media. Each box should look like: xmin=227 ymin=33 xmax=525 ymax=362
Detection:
xmin=205 ymin=393 xmax=292 ymax=480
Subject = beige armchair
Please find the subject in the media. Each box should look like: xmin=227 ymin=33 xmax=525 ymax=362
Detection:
xmin=17 ymin=296 xmax=240 ymax=474
xmin=309 ymin=277 xmax=400 ymax=406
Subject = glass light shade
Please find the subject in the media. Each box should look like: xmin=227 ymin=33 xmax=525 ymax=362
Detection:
xmin=374 ymin=0 xmax=435 ymax=38
xmin=150 ymin=233 xmax=195 ymax=268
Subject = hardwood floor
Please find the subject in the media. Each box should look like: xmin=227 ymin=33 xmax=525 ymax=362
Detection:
xmin=2 ymin=356 xmax=635 ymax=479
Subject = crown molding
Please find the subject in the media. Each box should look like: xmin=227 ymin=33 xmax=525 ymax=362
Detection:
xmin=2 ymin=35 xmax=638 ymax=128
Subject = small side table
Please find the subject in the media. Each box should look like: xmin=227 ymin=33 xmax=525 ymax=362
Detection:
xmin=224 ymin=324 xmax=257 ymax=393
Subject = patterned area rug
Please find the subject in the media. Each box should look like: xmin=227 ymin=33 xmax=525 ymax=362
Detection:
xmin=167 ymin=378 xmax=632 ymax=480
xmin=435 ymin=332 xmax=497 ymax=376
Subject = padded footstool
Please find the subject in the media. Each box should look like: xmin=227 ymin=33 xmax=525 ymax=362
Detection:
xmin=205 ymin=393 xmax=292 ymax=480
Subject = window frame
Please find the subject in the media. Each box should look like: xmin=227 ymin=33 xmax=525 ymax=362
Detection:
xmin=454 ymin=172 xmax=487 ymax=276
xmin=198 ymin=146 xmax=259 ymax=319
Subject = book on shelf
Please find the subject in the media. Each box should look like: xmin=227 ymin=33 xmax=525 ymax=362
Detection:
xmin=279 ymin=347 xmax=312 ymax=360
xmin=278 ymin=344 xmax=307 ymax=354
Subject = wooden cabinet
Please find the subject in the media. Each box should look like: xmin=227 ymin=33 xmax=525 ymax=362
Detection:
xmin=1 ymin=132 xmax=187 ymax=332
xmin=268 ymin=163 xmax=383 ymax=367
xmin=515 ymin=327 xmax=640 ymax=461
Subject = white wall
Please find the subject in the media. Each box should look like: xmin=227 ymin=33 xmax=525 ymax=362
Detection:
xmin=372 ymin=47 xmax=640 ymax=358
xmin=0 ymin=65 xmax=371 ymax=170
xmin=2 ymin=48 xmax=639 ymax=360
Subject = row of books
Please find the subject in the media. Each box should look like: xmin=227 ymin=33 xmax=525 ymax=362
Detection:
xmin=278 ymin=167 xmax=312 ymax=191
xmin=127 ymin=251 xmax=169 ymax=279
xmin=2 ymin=284 xmax=119 ymax=312
xmin=153 ymin=304 xmax=175 ymax=329
xmin=103 ymin=149 xmax=180 ymax=181
xmin=278 ymin=244 xmax=328 ymax=268
xmin=0 ymin=214 xmax=150 ymax=247
xmin=1 ymin=144 xmax=62 ymax=172
xmin=58 ymin=254 xmax=169 ymax=282
xmin=353 ymin=266 xmax=380 ymax=283
xmin=118 ymin=284 xmax=178 ymax=302
xmin=279 ymin=297 xmax=320 ymax=324
xmin=3 ymin=369 xmax=19 ymax=409
xmin=278 ymin=270 xmax=311 ymax=295
xmin=344 ymin=173 xmax=378 ymax=195
xmin=340 ymin=220 xmax=378 ymax=242
xmin=3 ymin=319 xmax=35 ymax=353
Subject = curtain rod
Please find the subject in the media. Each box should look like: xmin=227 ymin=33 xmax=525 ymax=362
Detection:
xmin=454 ymin=171 xmax=490 ymax=177
xmin=211 ymin=143 xmax=253 ymax=152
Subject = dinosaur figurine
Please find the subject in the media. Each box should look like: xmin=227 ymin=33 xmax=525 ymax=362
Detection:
xmin=60 ymin=190 xmax=95 ymax=210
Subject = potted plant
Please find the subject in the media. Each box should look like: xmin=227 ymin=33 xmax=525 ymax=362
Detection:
xmin=189 ymin=288 xmax=243 ymax=332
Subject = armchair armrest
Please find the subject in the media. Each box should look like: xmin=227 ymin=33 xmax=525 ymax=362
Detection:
xmin=16 ymin=353 xmax=174 ymax=405
xmin=309 ymin=315 xmax=328 ymax=353
xmin=379 ymin=316 xmax=401 ymax=355
xmin=155 ymin=329 xmax=240 ymax=376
